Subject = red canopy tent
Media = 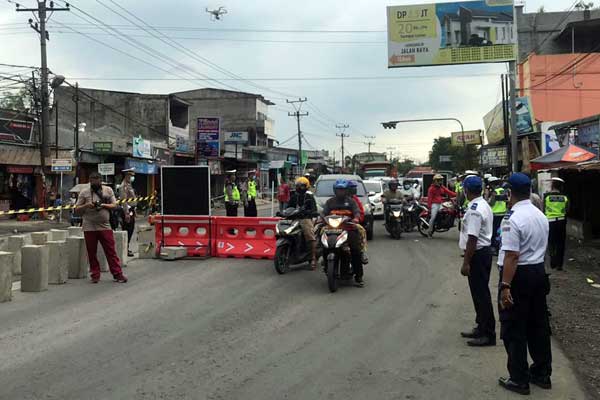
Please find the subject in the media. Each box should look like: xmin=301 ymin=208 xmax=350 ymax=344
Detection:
xmin=530 ymin=144 xmax=597 ymax=171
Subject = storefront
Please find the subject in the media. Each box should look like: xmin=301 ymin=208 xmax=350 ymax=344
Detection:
xmin=123 ymin=158 xmax=159 ymax=197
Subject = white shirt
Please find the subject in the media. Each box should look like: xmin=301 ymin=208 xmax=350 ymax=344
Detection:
xmin=459 ymin=196 xmax=493 ymax=250
xmin=498 ymin=199 xmax=549 ymax=266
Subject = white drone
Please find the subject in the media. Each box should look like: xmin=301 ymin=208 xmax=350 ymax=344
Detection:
xmin=206 ymin=6 xmax=227 ymax=21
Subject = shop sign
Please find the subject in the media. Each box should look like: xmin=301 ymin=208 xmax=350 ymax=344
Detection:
xmin=133 ymin=136 xmax=152 ymax=159
xmin=7 ymin=166 xmax=34 ymax=174
xmin=98 ymin=163 xmax=115 ymax=176
xmin=124 ymin=158 xmax=158 ymax=175
xmin=0 ymin=116 xmax=34 ymax=143
xmin=51 ymin=158 xmax=73 ymax=172
xmin=93 ymin=141 xmax=113 ymax=154
xmin=224 ymin=131 xmax=248 ymax=144
xmin=176 ymin=136 xmax=193 ymax=153
xmin=480 ymin=146 xmax=508 ymax=168
xmin=197 ymin=117 xmax=220 ymax=159
xmin=451 ymin=130 xmax=482 ymax=146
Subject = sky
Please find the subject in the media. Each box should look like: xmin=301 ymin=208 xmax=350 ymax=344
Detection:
xmin=0 ymin=0 xmax=570 ymax=163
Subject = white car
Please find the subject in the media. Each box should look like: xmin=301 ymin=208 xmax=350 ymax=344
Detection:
xmin=364 ymin=179 xmax=385 ymax=217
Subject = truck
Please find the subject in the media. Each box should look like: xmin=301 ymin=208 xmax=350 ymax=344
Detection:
xmin=360 ymin=161 xmax=395 ymax=179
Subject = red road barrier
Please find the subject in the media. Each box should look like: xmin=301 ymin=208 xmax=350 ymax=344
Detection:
xmin=212 ymin=216 xmax=278 ymax=259
xmin=154 ymin=215 xmax=213 ymax=257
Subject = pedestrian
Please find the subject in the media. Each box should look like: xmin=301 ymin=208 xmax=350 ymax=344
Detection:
xmin=426 ymin=174 xmax=456 ymax=237
xmin=544 ymin=177 xmax=568 ymax=270
xmin=245 ymin=170 xmax=258 ymax=217
xmin=75 ymin=172 xmax=128 ymax=284
xmin=277 ymin=177 xmax=290 ymax=212
xmin=487 ymin=177 xmax=508 ymax=253
xmin=459 ymin=175 xmax=495 ymax=347
xmin=497 ymin=173 xmax=551 ymax=395
xmin=118 ymin=168 xmax=137 ymax=257
xmin=224 ymin=172 xmax=240 ymax=217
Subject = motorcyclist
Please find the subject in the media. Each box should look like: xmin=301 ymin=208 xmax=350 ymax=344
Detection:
xmin=347 ymin=180 xmax=369 ymax=265
xmin=381 ymin=179 xmax=404 ymax=227
xmin=287 ymin=177 xmax=318 ymax=269
xmin=321 ymin=179 xmax=365 ymax=287
xmin=399 ymin=179 xmax=420 ymax=201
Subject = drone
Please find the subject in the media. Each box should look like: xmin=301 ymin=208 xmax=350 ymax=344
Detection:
xmin=206 ymin=6 xmax=227 ymax=21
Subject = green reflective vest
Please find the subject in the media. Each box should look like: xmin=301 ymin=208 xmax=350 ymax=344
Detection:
xmin=545 ymin=194 xmax=568 ymax=219
xmin=491 ymin=188 xmax=508 ymax=215
xmin=248 ymin=180 xmax=257 ymax=199
xmin=224 ymin=184 xmax=240 ymax=202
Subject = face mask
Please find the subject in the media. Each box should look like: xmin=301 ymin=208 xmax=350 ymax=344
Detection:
xmin=404 ymin=185 xmax=411 ymax=190
xmin=91 ymin=183 xmax=101 ymax=191
xmin=130 ymin=176 xmax=135 ymax=183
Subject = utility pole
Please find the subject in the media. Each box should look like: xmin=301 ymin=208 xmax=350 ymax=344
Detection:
xmin=336 ymin=124 xmax=350 ymax=169
xmin=386 ymin=146 xmax=396 ymax=161
xmin=508 ymin=61 xmax=519 ymax=172
xmin=287 ymin=98 xmax=308 ymax=172
xmin=364 ymin=135 xmax=376 ymax=157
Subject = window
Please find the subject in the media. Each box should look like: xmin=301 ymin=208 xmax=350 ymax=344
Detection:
xmin=502 ymin=27 xmax=506 ymax=40
xmin=455 ymin=31 xmax=460 ymax=44
xmin=364 ymin=182 xmax=382 ymax=193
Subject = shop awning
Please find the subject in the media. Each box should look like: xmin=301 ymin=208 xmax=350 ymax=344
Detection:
xmin=531 ymin=144 xmax=597 ymax=171
xmin=269 ymin=160 xmax=286 ymax=169
xmin=0 ymin=144 xmax=73 ymax=167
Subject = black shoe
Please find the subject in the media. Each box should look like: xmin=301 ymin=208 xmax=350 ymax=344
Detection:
xmin=127 ymin=251 xmax=134 ymax=257
xmin=354 ymin=277 xmax=365 ymax=288
xmin=498 ymin=377 xmax=530 ymax=395
xmin=467 ymin=336 xmax=496 ymax=347
xmin=530 ymin=375 xmax=552 ymax=390
xmin=460 ymin=328 xmax=483 ymax=339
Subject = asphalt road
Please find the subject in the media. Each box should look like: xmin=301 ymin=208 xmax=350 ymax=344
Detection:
xmin=0 ymin=221 xmax=586 ymax=400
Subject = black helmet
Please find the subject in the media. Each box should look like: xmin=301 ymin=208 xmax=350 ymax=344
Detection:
xmin=389 ymin=179 xmax=399 ymax=188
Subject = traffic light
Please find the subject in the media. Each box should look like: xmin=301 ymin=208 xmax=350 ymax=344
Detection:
xmin=381 ymin=122 xmax=398 ymax=129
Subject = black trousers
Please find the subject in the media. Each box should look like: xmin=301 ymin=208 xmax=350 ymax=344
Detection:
xmin=499 ymin=263 xmax=552 ymax=384
xmin=339 ymin=230 xmax=363 ymax=279
xmin=468 ymin=246 xmax=495 ymax=338
xmin=244 ymin=198 xmax=257 ymax=217
xmin=491 ymin=215 xmax=504 ymax=248
xmin=225 ymin=202 xmax=238 ymax=217
xmin=122 ymin=210 xmax=135 ymax=250
xmin=548 ymin=220 xmax=566 ymax=269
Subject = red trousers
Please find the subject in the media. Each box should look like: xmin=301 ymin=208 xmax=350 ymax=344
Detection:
xmin=83 ymin=230 xmax=123 ymax=279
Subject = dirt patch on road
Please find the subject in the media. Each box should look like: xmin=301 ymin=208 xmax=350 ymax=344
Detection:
xmin=548 ymin=240 xmax=600 ymax=399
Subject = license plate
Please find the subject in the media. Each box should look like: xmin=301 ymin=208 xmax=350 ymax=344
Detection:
xmin=324 ymin=229 xmax=343 ymax=234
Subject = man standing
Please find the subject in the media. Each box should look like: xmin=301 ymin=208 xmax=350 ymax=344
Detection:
xmin=277 ymin=177 xmax=291 ymax=212
xmin=544 ymin=177 xmax=568 ymax=270
xmin=245 ymin=170 xmax=258 ymax=217
xmin=459 ymin=176 xmax=495 ymax=347
xmin=487 ymin=177 xmax=508 ymax=253
xmin=498 ymin=173 xmax=551 ymax=395
xmin=427 ymin=174 xmax=456 ymax=237
xmin=119 ymin=168 xmax=136 ymax=257
xmin=75 ymin=172 xmax=128 ymax=284
xmin=224 ymin=172 xmax=240 ymax=217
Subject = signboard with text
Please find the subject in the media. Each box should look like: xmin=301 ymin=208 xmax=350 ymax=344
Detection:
xmin=451 ymin=130 xmax=482 ymax=146
xmin=480 ymin=145 xmax=508 ymax=168
xmin=51 ymin=158 xmax=73 ymax=172
xmin=387 ymin=0 xmax=515 ymax=68
xmin=93 ymin=141 xmax=113 ymax=154
xmin=98 ymin=163 xmax=115 ymax=176
xmin=197 ymin=117 xmax=220 ymax=159
xmin=133 ymin=136 xmax=152 ymax=159
xmin=223 ymin=131 xmax=249 ymax=144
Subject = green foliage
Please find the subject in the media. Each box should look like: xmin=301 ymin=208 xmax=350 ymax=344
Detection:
xmin=428 ymin=136 xmax=479 ymax=172
xmin=0 ymin=88 xmax=30 ymax=111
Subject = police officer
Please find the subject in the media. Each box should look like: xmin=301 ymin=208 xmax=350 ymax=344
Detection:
xmin=459 ymin=175 xmax=495 ymax=347
xmin=544 ymin=177 xmax=568 ymax=270
xmin=119 ymin=167 xmax=136 ymax=257
xmin=224 ymin=171 xmax=240 ymax=217
xmin=497 ymin=173 xmax=551 ymax=395
xmin=244 ymin=170 xmax=258 ymax=217
xmin=487 ymin=177 xmax=507 ymax=253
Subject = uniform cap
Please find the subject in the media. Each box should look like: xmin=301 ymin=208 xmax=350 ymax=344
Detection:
xmin=508 ymin=173 xmax=531 ymax=191
xmin=122 ymin=167 xmax=135 ymax=173
xmin=488 ymin=176 xmax=500 ymax=183
xmin=484 ymin=173 xmax=492 ymax=179
xmin=551 ymin=177 xmax=565 ymax=183
xmin=464 ymin=170 xmax=479 ymax=176
xmin=463 ymin=175 xmax=483 ymax=192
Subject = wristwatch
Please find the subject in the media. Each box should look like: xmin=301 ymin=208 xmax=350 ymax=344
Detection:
xmin=499 ymin=282 xmax=512 ymax=291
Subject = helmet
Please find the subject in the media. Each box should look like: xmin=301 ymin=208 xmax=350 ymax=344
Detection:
xmin=433 ymin=174 xmax=443 ymax=181
xmin=488 ymin=176 xmax=500 ymax=183
xmin=347 ymin=180 xmax=358 ymax=188
xmin=295 ymin=177 xmax=310 ymax=187
xmin=333 ymin=179 xmax=349 ymax=190
xmin=389 ymin=179 xmax=399 ymax=186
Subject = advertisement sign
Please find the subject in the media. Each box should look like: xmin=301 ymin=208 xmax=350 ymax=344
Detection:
xmin=197 ymin=141 xmax=219 ymax=158
xmin=175 ymin=136 xmax=192 ymax=153
xmin=223 ymin=131 xmax=249 ymax=144
xmin=93 ymin=141 xmax=113 ymax=154
xmin=480 ymin=145 xmax=508 ymax=167
xmin=515 ymin=97 xmax=535 ymax=135
xmin=387 ymin=0 xmax=515 ymax=68
xmin=439 ymin=155 xmax=453 ymax=162
xmin=51 ymin=159 xmax=73 ymax=172
xmin=124 ymin=158 xmax=158 ymax=175
xmin=0 ymin=117 xmax=34 ymax=143
xmin=132 ymin=136 xmax=152 ymax=159
xmin=483 ymin=102 xmax=505 ymax=145
xmin=451 ymin=130 xmax=482 ymax=146
xmin=197 ymin=117 xmax=220 ymax=159
xmin=98 ymin=163 xmax=115 ymax=176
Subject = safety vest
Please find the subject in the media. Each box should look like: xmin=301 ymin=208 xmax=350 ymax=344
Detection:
xmin=224 ymin=184 xmax=240 ymax=202
xmin=491 ymin=188 xmax=508 ymax=215
xmin=455 ymin=183 xmax=462 ymax=194
xmin=545 ymin=194 xmax=568 ymax=220
xmin=248 ymin=180 xmax=257 ymax=199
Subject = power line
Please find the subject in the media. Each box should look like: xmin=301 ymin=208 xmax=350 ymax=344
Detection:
xmin=526 ymin=0 xmax=580 ymax=58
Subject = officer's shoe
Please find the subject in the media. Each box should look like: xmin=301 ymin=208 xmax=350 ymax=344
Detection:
xmin=530 ymin=375 xmax=552 ymax=390
xmin=467 ymin=336 xmax=496 ymax=347
xmin=460 ymin=328 xmax=482 ymax=338
xmin=498 ymin=377 xmax=530 ymax=395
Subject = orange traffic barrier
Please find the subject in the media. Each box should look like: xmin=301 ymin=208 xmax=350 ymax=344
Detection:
xmin=154 ymin=215 xmax=213 ymax=257
xmin=212 ymin=216 xmax=278 ymax=259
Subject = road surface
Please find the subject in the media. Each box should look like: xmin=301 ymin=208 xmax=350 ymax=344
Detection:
xmin=0 ymin=222 xmax=586 ymax=399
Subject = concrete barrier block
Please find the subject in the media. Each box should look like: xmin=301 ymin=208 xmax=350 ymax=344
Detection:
xmin=21 ymin=245 xmax=49 ymax=292
xmin=31 ymin=232 xmax=51 ymax=245
xmin=138 ymin=242 xmax=155 ymax=259
xmin=67 ymin=226 xmax=83 ymax=237
xmin=6 ymin=235 xmax=26 ymax=276
xmin=50 ymin=229 xmax=68 ymax=241
xmin=67 ymin=237 xmax=88 ymax=279
xmin=0 ymin=251 xmax=14 ymax=302
xmin=160 ymin=247 xmax=187 ymax=261
xmin=114 ymin=230 xmax=128 ymax=267
xmin=46 ymin=241 xmax=68 ymax=284
xmin=137 ymin=225 xmax=155 ymax=245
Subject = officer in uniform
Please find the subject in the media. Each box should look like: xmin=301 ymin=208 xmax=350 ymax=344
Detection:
xmin=224 ymin=171 xmax=240 ymax=217
xmin=244 ymin=170 xmax=258 ymax=217
xmin=487 ymin=177 xmax=508 ymax=253
xmin=459 ymin=175 xmax=495 ymax=347
xmin=119 ymin=167 xmax=136 ymax=257
xmin=497 ymin=173 xmax=552 ymax=396
xmin=544 ymin=177 xmax=568 ymax=270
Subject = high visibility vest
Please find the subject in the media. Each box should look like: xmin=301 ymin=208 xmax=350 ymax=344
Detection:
xmin=455 ymin=183 xmax=462 ymax=194
xmin=224 ymin=184 xmax=240 ymax=202
xmin=491 ymin=188 xmax=508 ymax=215
xmin=248 ymin=180 xmax=257 ymax=199
xmin=545 ymin=194 xmax=568 ymax=219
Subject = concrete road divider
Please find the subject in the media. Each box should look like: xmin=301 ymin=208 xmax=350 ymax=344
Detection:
xmin=50 ymin=229 xmax=68 ymax=242
xmin=67 ymin=237 xmax=88 ymax=279
xmin=160 ymin=247 xmax=187 ymax=261
xmin=114 ymin=231 xmax=128 ymax=267
xmin=138 ymin=242 xmax=155 ymax=259
xmin=68 ymin=227 xmax=83 ymax=237
xmin=6 ymin=235 xmax=26 ymax=276
xmin=0 ymin=251 xmax=15 ymax=302
xmin=47 ymin=241 xmax=68 ymax=284
xmin=21 ymin=245 xmax=49 ymax=292
xmin=31 ymin=232 xmax=51 ymax=245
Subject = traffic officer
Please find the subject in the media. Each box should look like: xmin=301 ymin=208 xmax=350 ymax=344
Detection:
xmin=497 ymin=173 xmax=551 ymax=396
xmin=119 ymin=167 xmax=136 ymax=257
xmin=224 ymin=171 xmax=240 ymax=217
xmin=487 ymin=177 xmax=507 ymax=253
xmin=244 ymin=170 xmax=258 ymax=217
xmin=459 ymin=175 xmax=495 ymax=347
xmin=544 ymin=177 xmax=568 ymax=270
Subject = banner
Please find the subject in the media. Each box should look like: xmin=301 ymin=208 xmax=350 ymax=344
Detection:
xmin=515 ymin=97 xmax=535 ymax=135
xmin=451 ymin=130 xmax=482 ymax=146
xmin=483 ymin=96 xmax=535 ymax=145
xmin=197 ymin=117 xmax=220 ymax=159
xmin=480 ymin=145 xmax=508 ymax=168
xmin=387 ymin=0 xmax=515 ymax=68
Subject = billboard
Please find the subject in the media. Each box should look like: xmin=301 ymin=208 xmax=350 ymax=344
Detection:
xmin=197 ymin=117 xmax=220 ymax=159
xmin=387 ymin=0 xmax=515 ymax=68
xmin=223 ymin=131 xmax=248 ymax=144
xmin=515 ymin=97 xmax=535 ymax=135
xmin=451 ymin=130 xmax=482 ymax=146
xmin=480 ymin=145 xmax=508 ymax=167
xmin=483 ymin=96 xmax=535 ymax=145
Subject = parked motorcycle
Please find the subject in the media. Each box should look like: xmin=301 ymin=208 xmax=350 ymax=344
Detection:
xmin=417 ymin=200 xmax=459 ymax=237
xmin=274 ymin=208 xmax=317 ymax=274
xmin=320 ymin=214 xmax=355 ymax=293
xmin=384 ymin=199 xmax=404 ymax=239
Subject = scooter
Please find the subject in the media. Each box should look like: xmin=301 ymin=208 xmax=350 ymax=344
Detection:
xmin=320 ymin=214 xmax=355 ymax=293
xmin=384 ymin=199 xmax=404 ymax=239
xmin=402 ymin=200 xmax=419 ymax=232
xmin=274 ymin=208 xmax=317 ymax=274
xmin=417 ymin=200 xmax=459 ymax=237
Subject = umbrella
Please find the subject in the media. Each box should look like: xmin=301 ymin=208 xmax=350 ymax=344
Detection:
xmin=531 ymin=144 xmax=597 ymax=171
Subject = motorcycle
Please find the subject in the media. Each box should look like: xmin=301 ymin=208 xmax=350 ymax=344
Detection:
xmin=417 ymin=199 xmax=459 ymax=237
xmin=401 ymin=199 xmax=419 ymax=232
xmin=320 ymin=214 xmax=355 ymax=293
xmin=384 ymin=199 xmax=404 ymax=239
xmin=274 ymin=208 xmax=317 ymax=274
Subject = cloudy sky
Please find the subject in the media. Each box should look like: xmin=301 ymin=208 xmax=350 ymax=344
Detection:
xmin=0 ymin=0 xmax=567 ymax=162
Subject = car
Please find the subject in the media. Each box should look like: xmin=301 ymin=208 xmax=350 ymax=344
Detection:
xmin=314 ymin=174 xmax=375 ymax=240
xmin=363 ymin=179 xmax=385 ymax=218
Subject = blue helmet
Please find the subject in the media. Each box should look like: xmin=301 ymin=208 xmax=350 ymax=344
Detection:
xmin=347 ymin=180 xmax=358 ymax=188
xmin=333 ymin=179 xmax=349 ymax=189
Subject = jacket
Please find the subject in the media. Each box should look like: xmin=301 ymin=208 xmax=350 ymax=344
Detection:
xmin=427 ymin=185 xmax=456 ymax=209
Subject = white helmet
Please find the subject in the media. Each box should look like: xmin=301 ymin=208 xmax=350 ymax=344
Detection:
xmin=484 ymin=173 xmax=492 ymax=180
xmin=488 ymin=176 xmax=500 ymax=183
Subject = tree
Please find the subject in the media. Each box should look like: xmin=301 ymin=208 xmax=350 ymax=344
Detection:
xmin=0 ymin=87 xmax=31 ymax=112
xmin=428 ymin=136 xmax=479 ymax=172
xmin=396 ymin=158 xmax=416 ymax=176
